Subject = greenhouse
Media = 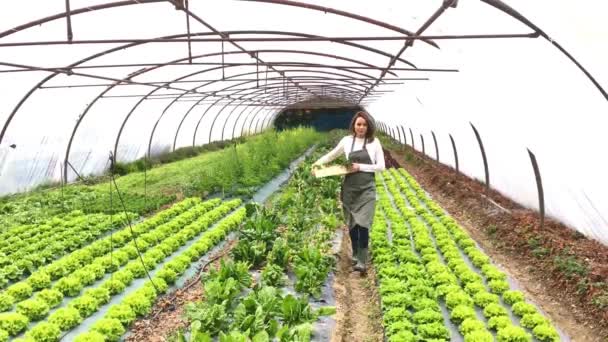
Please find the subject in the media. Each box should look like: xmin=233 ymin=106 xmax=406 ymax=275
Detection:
xmin=0 ymin=1 xmax=607 ymax=341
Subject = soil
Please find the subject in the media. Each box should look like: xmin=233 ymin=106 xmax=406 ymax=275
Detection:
xmin=387 ymin=146 xmax=608 ymax=341
xmin=331 ymin=226 xmax=384 ymax=342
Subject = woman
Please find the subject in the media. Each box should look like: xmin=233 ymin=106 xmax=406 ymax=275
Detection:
xmin=313 ymin=111 xmax=385 ymax=274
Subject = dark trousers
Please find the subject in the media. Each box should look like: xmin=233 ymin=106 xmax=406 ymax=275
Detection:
xmin=350 ymin=225 xmax=369 ymax=252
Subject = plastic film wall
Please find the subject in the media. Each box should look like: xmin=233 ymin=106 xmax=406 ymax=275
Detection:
xmin=370 ymin=0 xmax=608 ymax=245
xmin=0 ymin=0 xmax=607 ymax=246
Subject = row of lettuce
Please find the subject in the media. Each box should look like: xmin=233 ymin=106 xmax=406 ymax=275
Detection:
xmin=0 ymin=128 xmax=320 ymax=233
xmin=372 ymin=168 xmax=560 ymax=342
xmin=0 ymin=196 xmax=248 ymax=342
xmin=0 ymin=129 xmax=318 ymax=302
xmin=170 ymin=149 xmax=341 ymax=341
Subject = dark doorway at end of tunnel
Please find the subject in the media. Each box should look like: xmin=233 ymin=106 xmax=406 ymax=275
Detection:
xmin=274 ymin=106 xmax=363 ymax=132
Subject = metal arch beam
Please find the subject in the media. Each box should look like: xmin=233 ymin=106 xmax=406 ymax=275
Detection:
xmin=147 ymin=68 xmax=375 ymax=155
xmin=257 ymin=110 xmax=278 ymax=133
xmin=261 ymin=109 xmax=282 ymax=131
xmin=116 ymin=65 xmax=239 ymax=161
xmin=396 ymin=125 xmax=402 ymax=144
xmin=470 ymin=122 xmax=490 ymax=190
xmin=210 ymin=85 xmax=352 ymax=139
xmin=480 ymin=0 xmax=607 ymax=101
xmin=0 ymin=0 xmax=166 ymax=38
xmin=192 ymin=87 xmax=294 ymax=148
xmin=230 ymin=106 xmax=258 ymax=140
xmin=197 ymin=81 xmax=368 ymax=145
xmin=248 ymin=106 xmax=288 ymax=137
xmin=249 ymin=109 xmax=273 ymax=136
xmin=400 ymin=125 xmax=407 ymax=145
xmin=261 ymin=111 xmax=282 ymax=132
xmin=432 ymin=130 xmax=440 ymax=161
xmin=172 ymin=75 xmax=366 ymax=153
xmin=1 ymin=31 xmax=405 ymax=147
xmin=358 ymin=0 xmax=454 ymax=103
xmin=187 ymin=83 xmax=274 ymax=150
xmin=1 ymin=0 xmax=429 ymax=61
xmin=220 ymin=99 xmax=250 ymax=141
xmin=241 ymin=106 xmax=268 ymax=138
xmin=148 ymin=65 xmax=233 ymax=157
xmin=256 ymin=108 xmax=286 ymax=134
xmin=96 ymin=48 xmax=393 ymax=165
xmin=449 ymin=133 xmax=459 ymax=173
xmin=246 ymin=0 xmax=439 ymax=49
xmin=207 ymin=86 xmax=297 ymax=144
xmin=153 ymin=65 xmax=382 ymax=153
xmin=409 ymin=128 xmax=415 ymax=150
xmin=254 ymin=111 xmax=275 ymax=134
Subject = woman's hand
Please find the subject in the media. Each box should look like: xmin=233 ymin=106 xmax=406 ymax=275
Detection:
xmin=350 ymin=163 xmax=361 ymax=172
xmin=311 ymin=163 xmax=321 ymax=176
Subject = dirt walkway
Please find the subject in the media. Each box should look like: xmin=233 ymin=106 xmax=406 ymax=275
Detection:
xmin=331 ymin=226 xmax=384 ymax=342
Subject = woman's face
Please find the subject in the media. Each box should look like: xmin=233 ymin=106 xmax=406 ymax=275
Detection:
xmin=354 ymin=116 xmax=368 ymax=137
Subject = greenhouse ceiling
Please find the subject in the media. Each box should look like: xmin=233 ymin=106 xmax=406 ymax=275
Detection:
xmin=0 ymin=0 xmax=607 ymax=244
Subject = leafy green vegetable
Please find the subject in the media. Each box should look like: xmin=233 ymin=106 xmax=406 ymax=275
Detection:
xmin=24 ymin=322 xmax=61 ymax=342
xmin=512 ymin=302 xmax=537 ymax=317
xmin=91 ymin=318 xmax=126 ymax=342
xmin=416 ymin=322 xmax=451 ymax=340
xmin=488 ymin=279 xmax=510 ymax=295
xmin=16 ymin=298 xmax=50 ymax=321
xmin=0 ymin=312 xmax=29 ymax=335
xmin=186 ymin=302 xmax=229 ymax=336
xmin=450 ymin=305 xmax=477 ymax=324
xmin=7 ymin=282 xmax=33 ymax=302
xmin=520 ymin=312 xmax=549 ymax=329
xmin=532 ymin=324 xmax=560 ymax=342
xmin=0 ymin=292 xmax=14 ymax=311
xmin=496 ymin=325 xmax=532 ymax=342
xmin=502 ymin=290 xmax=525 ymax=305
xmin=68 ymin=295 xmax=99 ymax=318
xmin=73 ymin=331 xmax=106 ymax=342
xmin=262 ymin=263 xmax=286 ymax=287
xmin=464 ymin=329 xmax=494 ymax=342
xmin=459 ymin=318 xmax=486 ymax=335
xmin=48 ymin=307 xmax=83 ymax=331
xmin=446 ymin=291 xmax=473 ymax=310
xmin=488 ymin=315 xmax=512 ymax=331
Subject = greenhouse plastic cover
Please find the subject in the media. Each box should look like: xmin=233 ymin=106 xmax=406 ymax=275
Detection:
xmin=0 ymin=0 xmax=607 ymax=245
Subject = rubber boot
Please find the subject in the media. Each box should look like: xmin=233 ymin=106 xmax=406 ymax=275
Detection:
xmin=354 ymin=248 xmax=368 ymax=274
xmin=351 ymin=246 xmax=358 ymax=266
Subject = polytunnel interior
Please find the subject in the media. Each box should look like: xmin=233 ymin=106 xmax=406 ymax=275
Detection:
xmin=0 ymin=2 xmax=607 ymax=252
xmin=2 ymin=1 xmax=608 ymax=341
xmin=0 ymin=0 xmax=608 ymax=238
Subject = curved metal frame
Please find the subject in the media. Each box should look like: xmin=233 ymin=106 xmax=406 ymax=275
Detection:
xmin=409 ymin=128 xmax=415 ymax=150
xmin=396 ymin=125 xmax=402 ymax=144
xmin=168 ymin=65 xmax=376 ymax=151
xmin=188 ymin=78 xmax=365 ymax=149
xmin=470 ymin=122 xmax=490 ymax=189
xmin=65 ymin=47 xmax=401 ymax=170
xmin=400 ymin=125 xmax=407 ymax=146
xmin=420 ymin=134 xmax=426 ymax=155
xmin=431 ymin=130 xmax=439 ymax=162
xmin=0 ymin=0 xmax=606 ymax=185
xmin=449 ymin=133 xmax=459 ymax=173
xmin=527 ymin=148 xmax=545 ymax=228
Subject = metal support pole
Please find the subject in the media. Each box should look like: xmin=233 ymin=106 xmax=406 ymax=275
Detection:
xmin=470 ymin=122 xmax=490 ymax=189
xmin=431 ymin=130 xmax=439 ymax=162
xmin=527 ymin=149 xmax=545 ymax=228
xmin=449 ymin=133 xmax=459 ymax=173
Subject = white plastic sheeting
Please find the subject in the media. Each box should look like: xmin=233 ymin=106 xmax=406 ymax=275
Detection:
xmin=0 ymin=1 xmax=607 ymax=245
